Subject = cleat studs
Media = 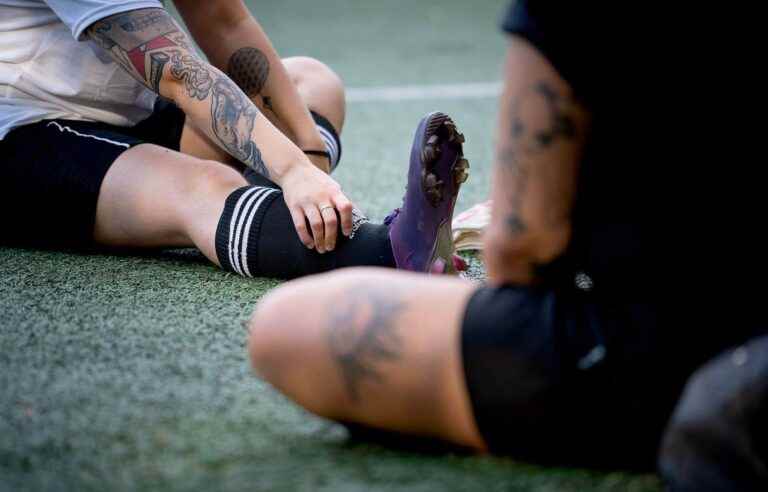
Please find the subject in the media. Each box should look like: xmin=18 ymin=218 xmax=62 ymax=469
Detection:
xmin=426 ymin=187 xmax=443 ymax=205
xmin=422 ymin=145 xmax=437 ymax=164
xmin=423 ymin=172 xmax=444 ymax=206
xmin=454 ymin=158 xmax=470 ymax=185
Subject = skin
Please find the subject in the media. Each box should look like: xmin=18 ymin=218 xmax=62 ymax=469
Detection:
xmin=173 ymin=0 xmax=332 ymax=170
xmin=86 ymin=6 xmax=351 ymax=254
xmin=248 ymin=36 xmax=591 ymax=450
xmin=90 ymin=30 xmax=348 ymax=260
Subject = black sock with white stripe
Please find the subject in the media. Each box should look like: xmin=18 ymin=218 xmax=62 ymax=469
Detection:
xmin=215 ymin=186 xmax=395 ymax=279
xmin=215 ymin=186 xmax=281 ymax=276
xmin=311 ymin=111 xmax=342 ymax=171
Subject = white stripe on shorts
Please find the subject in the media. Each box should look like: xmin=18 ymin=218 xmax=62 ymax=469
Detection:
xmin=47 ymin=121 xmax=130 ymax=148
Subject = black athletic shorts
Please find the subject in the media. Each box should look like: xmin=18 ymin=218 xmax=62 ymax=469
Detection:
xmin=0 ymin=101 xmax=340 ymax=249
xmin=460 ymin=278 xmax=700 ymax=471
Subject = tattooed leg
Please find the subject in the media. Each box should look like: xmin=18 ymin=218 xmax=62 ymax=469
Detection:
xmin=248 ymin=268 xmax=485 ymax=449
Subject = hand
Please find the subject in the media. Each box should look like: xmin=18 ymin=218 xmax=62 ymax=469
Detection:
xmin=306 ymin=152 xmax=331 ymax=174
xmin=280 ymin=163 xmax=354 ymax=253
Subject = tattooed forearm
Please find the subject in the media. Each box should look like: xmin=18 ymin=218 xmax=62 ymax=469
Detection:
xmin=88 ymin=9 xmax=179 ymax=87
xmin=210 ymin=78 xmax=268 ymax=176
xmin=498 ymin=81 xmax=578 ymax=236
xmin=169 ymin=51 xmax=214 ymax=100
xmin=227 ymin=47 xmax=270 ymax=98
xmin=327 ymin=287 xmax=406 ymax=402
xmin=147 ymin=52 xmax=170 ymax=93
xmin=87 ymin=8 xmax=271 ymax=178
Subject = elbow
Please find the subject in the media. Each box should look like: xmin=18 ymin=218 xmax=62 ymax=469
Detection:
xmin=156 ymin=71 xmax=185 ymax=105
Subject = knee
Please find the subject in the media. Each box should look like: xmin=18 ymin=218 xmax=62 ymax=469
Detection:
xmin=247 ymin=269 xmax=364 ymax=376
xmin=284 ymin=56 xmax=344 ymax=94
xmin=248 ymin=286 xmax=294 ymax=381
xmin=185 ymin=159 xmax=247 ymax=198
xmin=283 ymin=56 xmax=345 ymax=130
xmin=247 ymin=276 xmax=334 ymax=386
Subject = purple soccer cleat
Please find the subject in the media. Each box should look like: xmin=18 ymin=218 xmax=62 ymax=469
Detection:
xmin=385 ymin=112 xmax=470 ymax=274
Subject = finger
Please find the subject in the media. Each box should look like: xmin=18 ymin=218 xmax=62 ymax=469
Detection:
xmin=290 ymin=207 xmax=314 ymax=249
xmin=332 ymin=193 xmax=355 ymax=237
xmin=305 ymin=206 xmax=326 ymax=254
xmin=320 ymin=205 xmax=338 ymax=251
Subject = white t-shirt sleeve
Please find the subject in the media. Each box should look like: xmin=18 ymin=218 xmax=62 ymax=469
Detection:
xmin=44 ymin=0 xmax=164 ymax=41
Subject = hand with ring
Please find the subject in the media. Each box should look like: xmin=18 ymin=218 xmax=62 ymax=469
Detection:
xmin=280 ymin=162 xmax=354 ymax=253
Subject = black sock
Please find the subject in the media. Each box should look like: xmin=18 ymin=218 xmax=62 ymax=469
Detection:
xmin=215 ymin=186 xmax=395 ymax=279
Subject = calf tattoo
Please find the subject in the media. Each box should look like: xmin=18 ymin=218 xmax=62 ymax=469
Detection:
xmin=498 ymin=81 xmax=578 ymax=236
xmin=328 ymin=286 xmax=406 ymax=402
xmin=87 ymin=8 xmax=269 ymax=178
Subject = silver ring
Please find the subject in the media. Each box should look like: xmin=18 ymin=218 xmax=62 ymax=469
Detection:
xmin=319 ymin=205 xmax=334 ymax=213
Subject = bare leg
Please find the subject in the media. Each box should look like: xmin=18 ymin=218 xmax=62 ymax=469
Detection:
xmin=93 ymin=144 xmax=246 ymax=265
xmin=248 ymin=268 xmax=486 ymax=450
xmin=180 ymin=56 xmax=346 ymax=163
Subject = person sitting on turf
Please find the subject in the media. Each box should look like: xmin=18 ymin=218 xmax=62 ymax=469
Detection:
xmin=245 ymin=0 xmax=767 ymax=472
xmin=0 ymin=0 xmax=469 ymax=278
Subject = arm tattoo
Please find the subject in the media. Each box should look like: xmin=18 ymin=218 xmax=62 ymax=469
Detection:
xmin=169 ymin=51 xmax=213 ymax=100
xmin=86 ymin=9 xmax=270 ymax=178
xmin=227 ymin=47 xmax=270 ymax=98
xmin=88 ymin=9 xmax=179 ymax=92
xmin=327 ymin=286 xmax=406 ymax=402
xmin=498 ymin=81 xmax=578 ymax=236
xmin=210 ymin=78 xmax=268 ymax=176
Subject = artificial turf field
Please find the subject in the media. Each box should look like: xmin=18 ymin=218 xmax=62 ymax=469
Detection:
xmin=1 ymin=1 xmax=661 ymax=490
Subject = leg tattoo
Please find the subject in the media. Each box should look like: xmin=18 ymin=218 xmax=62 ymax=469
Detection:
xmin=328 ymin=286 xmax=406 ymax=402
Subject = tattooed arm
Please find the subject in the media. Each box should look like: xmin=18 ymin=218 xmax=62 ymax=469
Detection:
xmin=484 ymin=37 xmax=590 ymax=285
xmin=86 ymin=8 xmax=354 ymax=251
xmin=173 ymin=0 xmax=330 ymax=172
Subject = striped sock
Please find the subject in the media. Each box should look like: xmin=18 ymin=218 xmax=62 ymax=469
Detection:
xmin=214 ymin=186 xmax=281 ymax=277
xmin=317 ymin=124 xmax=340 ymax=171
xmin=311 ymin=111 xmax=342 ymax=171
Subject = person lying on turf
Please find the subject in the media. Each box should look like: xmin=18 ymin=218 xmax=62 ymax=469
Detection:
xmin=246 ymin=0 xmax=767 ymax=472
xmin=0 ymin=0 xmax=469 ymax=277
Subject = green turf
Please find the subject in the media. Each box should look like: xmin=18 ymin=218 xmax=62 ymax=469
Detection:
xmin=1 ymin=1 xmax=661 ymax=490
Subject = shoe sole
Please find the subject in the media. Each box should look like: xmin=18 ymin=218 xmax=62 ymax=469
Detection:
xmin=420 ymin=112 xmax=470 ymax=274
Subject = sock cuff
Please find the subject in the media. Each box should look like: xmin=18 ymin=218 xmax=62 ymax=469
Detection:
xmin=215 ymin=186 xmax=281 ymax=276
xmin=311 ymin=110 xmax=342 ymax=172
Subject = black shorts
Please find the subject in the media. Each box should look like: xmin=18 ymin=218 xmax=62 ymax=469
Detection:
xmin=0 ymin=102 xmax=340 ymax=249
xmin=460 ymin=280 xmax=697 ymax=471
xmin=0 ymin=101 xmax=186 ymax=249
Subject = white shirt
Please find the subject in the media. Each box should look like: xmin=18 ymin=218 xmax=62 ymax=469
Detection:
xmin=0 ymin=0 xmax=164 ymax=139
